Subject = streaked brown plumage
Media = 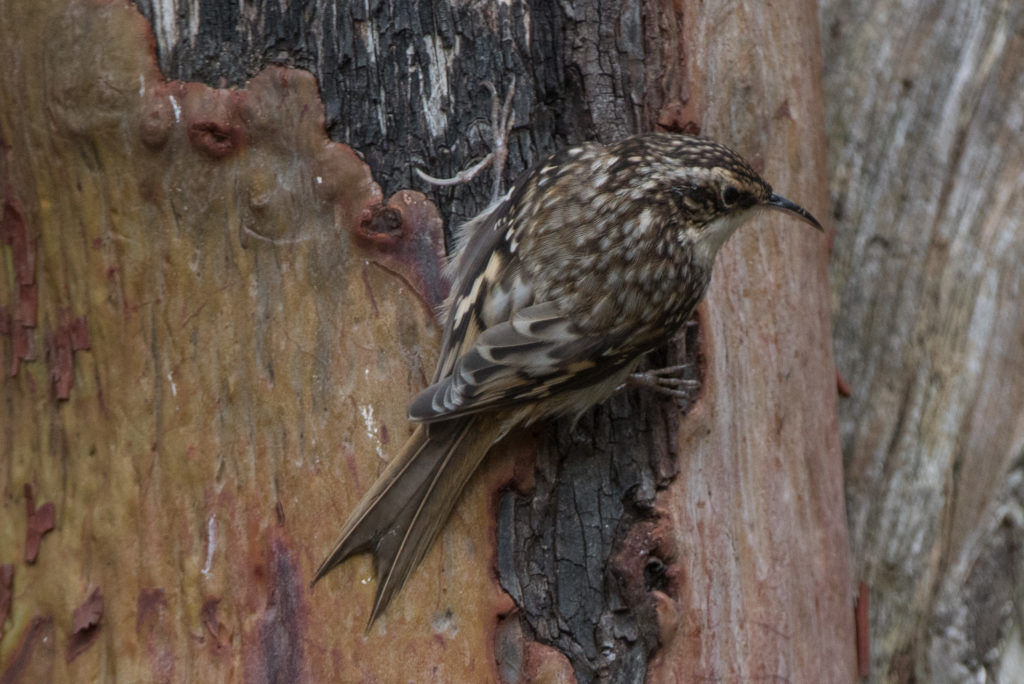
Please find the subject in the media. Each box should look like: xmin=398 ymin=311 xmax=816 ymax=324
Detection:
xmin=313 ymin=133 xmax=823 ymax=625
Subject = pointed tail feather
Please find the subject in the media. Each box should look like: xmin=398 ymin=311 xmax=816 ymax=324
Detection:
xmin=313 ymin=416 xmax=504 ymax=626
xmin=313 ymin=423 xmax=446 ymax=579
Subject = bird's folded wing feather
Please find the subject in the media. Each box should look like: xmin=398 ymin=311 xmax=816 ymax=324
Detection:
xmin=408 ymin=300 xmax=633 ymax=421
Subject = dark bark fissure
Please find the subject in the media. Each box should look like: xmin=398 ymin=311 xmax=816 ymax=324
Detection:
xmin=131 ymin=1 xmax=689 ymax=679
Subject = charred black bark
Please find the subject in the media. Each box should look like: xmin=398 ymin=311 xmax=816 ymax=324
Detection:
xmin=132 ymin=0 xmax=679 ymax=225
xmin=497 ymin=384 xmax=683 ymax=682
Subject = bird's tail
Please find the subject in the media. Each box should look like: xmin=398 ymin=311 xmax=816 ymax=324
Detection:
xmin=313 ymin=416 xmax=501 ymax=626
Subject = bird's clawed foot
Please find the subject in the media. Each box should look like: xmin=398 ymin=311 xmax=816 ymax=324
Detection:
xmin=626 ymin=364 xmax=701 ymax=407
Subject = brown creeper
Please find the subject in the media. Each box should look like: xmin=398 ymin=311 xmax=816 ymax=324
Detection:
xmin=314 ymin=133 xmax=823 ymax=625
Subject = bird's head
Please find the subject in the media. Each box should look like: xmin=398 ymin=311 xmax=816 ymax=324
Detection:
xmin=616 ymin=133 xmax=823 ymax=263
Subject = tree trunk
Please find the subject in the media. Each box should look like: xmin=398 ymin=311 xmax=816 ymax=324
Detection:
xmin=0 ymin=1 xmax=853 ymax=681
xmin=821 ymin=0 xmax=1024 ymax=681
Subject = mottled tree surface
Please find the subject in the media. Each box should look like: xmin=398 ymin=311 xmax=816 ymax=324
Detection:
xmin=0 ymin=0 xmax=852 ymax=682
xmin=821 ymin=0 xmax=1024 ymax=681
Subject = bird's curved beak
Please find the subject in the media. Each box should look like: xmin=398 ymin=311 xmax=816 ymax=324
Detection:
xmin=763 ymin=193 xmax=823 ymax=231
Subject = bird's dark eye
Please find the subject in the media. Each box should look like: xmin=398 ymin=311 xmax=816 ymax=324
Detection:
xmin=721 ymin=184 xmax=740 ymax=206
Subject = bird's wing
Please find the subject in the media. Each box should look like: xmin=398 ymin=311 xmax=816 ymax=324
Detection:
xmin=408 ymin=299 xmax=638 ymax=422
xmin=416 ymin=142 xmax=644 ymax=421
xmin=431 ymin=200 xmax=516 ymax=383
xmin=431 ymin=143 xmax=604 ymax=383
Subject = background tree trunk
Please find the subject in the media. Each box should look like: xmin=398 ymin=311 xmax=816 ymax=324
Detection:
xmin=1 ymin=0 xmax=852 ymax=681
xmin=821 ymin=0 xmax=1024 ymax=681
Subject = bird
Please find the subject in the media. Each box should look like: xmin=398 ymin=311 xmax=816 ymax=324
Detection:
xmin=313 ymin=132 xmax=823 ymax=626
